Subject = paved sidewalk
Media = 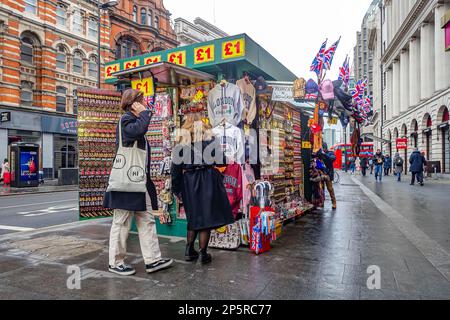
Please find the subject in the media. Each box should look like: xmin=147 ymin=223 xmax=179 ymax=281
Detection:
xmin=0 ymin=180 xmax=78 ymax=197
xmin=0 ymin=174 xmax=449 ymax=300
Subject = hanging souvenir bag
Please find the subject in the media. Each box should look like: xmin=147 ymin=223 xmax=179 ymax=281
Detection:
xmin=208 ymin=221 xmax=242 ymax=250
xmin=106 ymin=120 xmax=147 ymax=193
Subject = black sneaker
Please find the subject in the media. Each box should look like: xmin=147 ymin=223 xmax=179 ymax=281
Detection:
xmin=108 ymin=264 xmax=136 ymax=276
xmin=146 ymin=259 xmax=173 ymax=274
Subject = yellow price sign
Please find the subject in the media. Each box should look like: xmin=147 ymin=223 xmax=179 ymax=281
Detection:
xmin=302 ymin=141 xmax=312 ymax=149
xmin=131 ymin=77 xmax=154 ymax=97
xmin=194 ymin=44 xmax=215 ymax=64
xmin=328 ymin=117 xmax=338 ymax=125
xmin=123 ymin=59 xmax=140 ymax=70
xmin=105 ymin=63 xmax=120 ymax=80
xmin=167 ymin=51 xmax=186 ymax=66
xmin=222 ymin=38 xmax=245 ymax=60
xmin=144 ymin=55 xmax=161 ymax=65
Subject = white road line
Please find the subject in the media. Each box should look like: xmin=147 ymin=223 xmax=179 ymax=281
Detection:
xmin=0 ymin=225 xmax=35 ymax=232
xmin=0 ymin=199 xmax=78 ymax=210
xmin=351 ymin=176 xmax=450 ymax=281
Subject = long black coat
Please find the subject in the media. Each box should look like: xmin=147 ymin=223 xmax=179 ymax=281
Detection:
xmin=103 ymin=111 xmax=158 ymax=212
xmin=409 ymin=151 xmax=427 ymax=173
xmin=171 ymin=138 xmax=234 ymax=231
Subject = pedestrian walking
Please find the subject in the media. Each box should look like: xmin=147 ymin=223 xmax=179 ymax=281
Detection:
xmin=171 ymin=113 xmax=234 ymax=265
xmin=384 ymin=155 xmax=392 ymax=176
xmin=355 ymin=157 xmax=361 ymax=175
xmin=360 ymin=157 xmax=368 ymax=177
xmin=369 ymin=158 xmax=374 ymax=175
xmin=1 ymin=158 xmax=10 ymax=185
xmin=319 ymin=143 xmax=337 ymax=210
xmin=410 ymin=148 xmax=427 ymax=186
xmin=349 ymin=157 xmax=356 ymax=175
xmin=393 ymin=153 xmax=404 ymax=182
xmin=104 ymin=89 xmax=173 ymax=276
xmin=373 ymin=149 xmax=384 ymax=182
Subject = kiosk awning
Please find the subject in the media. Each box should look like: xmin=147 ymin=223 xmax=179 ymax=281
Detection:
xmin=361 ymin=133 xmax=391 ymax=144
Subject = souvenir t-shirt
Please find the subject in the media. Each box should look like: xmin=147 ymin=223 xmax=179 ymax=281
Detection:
xmin=223 ymin=163 xmax=243 ymax=219
xmin=212 ymin=123 xmax=245 ymax=164
xmin=242 ymin=164 xmax=255 ymax=217
xmin=236 ymin=79 xmax=257 ymax=125
xmin=207 ymin=83 xmax=244 ymax=127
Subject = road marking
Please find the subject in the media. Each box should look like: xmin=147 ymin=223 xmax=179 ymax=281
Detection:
xmin=351 ymin=176 xmax=450 ymax=281
xmin=0 ymin=199 xmax=77 ymax=210
xmin=0 ymin=225 xmax=35 ymax=232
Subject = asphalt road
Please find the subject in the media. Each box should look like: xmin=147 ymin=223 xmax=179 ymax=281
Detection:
xmin=0 ymin=191 xmax=78 ymax=236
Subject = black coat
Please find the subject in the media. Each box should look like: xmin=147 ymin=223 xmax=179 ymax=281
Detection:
xmin=319 ymin=150 xmax=336 ymax=180
xmin=171 ymin=138 xmax=234 ymax=231
xmin=409 ymin=151 xmax=427 ymax=173
xmin=103 ymin=111 xmax=158 ymax=212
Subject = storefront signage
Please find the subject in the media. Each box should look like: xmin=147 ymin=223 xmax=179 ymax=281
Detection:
xmin=41 ymin=116 xmax=77 ymax=135
xmin=302 ymin=141 xmax=312 ymax=149
xmin=271 ymin=85 xmax=294 ymax=103
xmin=396 ymin=138 xmax=408 ymax=150
xmin=105 ymin=35 xmax=248 ymax=83
xmin=131 ymin=77 xmax=154 ymax=97
xmin=328 ymin=117 xmax=338 ymax=125
xmin=1 ymin=111 xmax=11 ymax=123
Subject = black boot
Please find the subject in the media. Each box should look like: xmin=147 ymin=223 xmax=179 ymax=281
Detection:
xmin=185 ymin=243 xmax=199 ymax=262
xmin=199 ymin=249 xmax=212 ymax=265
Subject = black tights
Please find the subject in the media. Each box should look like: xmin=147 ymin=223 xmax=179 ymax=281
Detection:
xmin=187 ymin=230 xmax=211 ymax=251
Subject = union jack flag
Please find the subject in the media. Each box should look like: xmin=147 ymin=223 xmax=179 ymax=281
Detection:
xmin=310 ymin=39 xmax=328 ymax=75
xmin=323 ymin=37 xmax=341 ymax=70
xmin=338 ymin=56 xmax=350 ymax=84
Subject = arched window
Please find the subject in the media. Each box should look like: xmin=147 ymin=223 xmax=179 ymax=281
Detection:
xmin=141 ymin=8 xmax=147 ymax=25
xmin=20 ymin=36 xmax=34 ymax=64
xmin=154 ymin=15 xmax=159 ymax=29
xmin=73 ymin=51 xmax=84 ymax=74
xmin=56 ymin=45 xmax=67 ymax=70
xmin=148 ymin=10 xmax=153 ymax=27
xmin=20 ymin=81 xmax=34 ymax=107
xmin=56 ymin=3 xmax=67 ymax=26
xmin=115 ymin=36 xmax=141 ymax=59
xmin=133 ymin=6 xmax=138 ymax=23
xmin=56 ymin=86 xmax=67 ymax=112
xmin=88 ymin=55 xmax=98 ymax=78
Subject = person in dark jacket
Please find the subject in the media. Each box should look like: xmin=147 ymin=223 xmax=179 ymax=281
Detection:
xmin=104 ymin=89 xmax=172 ymax=276
xmin=393 ymin=153 xmax=404 ymax=182
xmin=373 ymin=149 xmax=384 ymax=182
xmin=384 ymin=155 xmax=392 ymax=176
xmin=360 ymin=157 xmax=368 ymax=177
xmin=409 ymin=148 xmax=427 ymax=186
xmin=171 ymin=113 xmax=233 ymax=265
xmin=318 ymin=143 xmax=337 ymax=210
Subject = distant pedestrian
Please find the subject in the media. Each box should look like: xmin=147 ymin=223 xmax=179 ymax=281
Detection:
xmin=355 ymin=157 xmax=361 ymax=175
xmin=349 ymin=157 xmax=356 ymax=175
xmin=369 ymin=158 xmax=374 ymax=175
xmin=360 ymin=157 xmax=368 ymax=177
xmin=409 ymin=148 xmax=427 ymax=186
xmin=393 ymin=153 xmax=404 ymax=182
xmin=422 ymin=152 xmax=428 ymax=177
xmin=373 ymin=149 xmax=384 ymax=182
xmin=384 ymin=155 xmax=392 ymax=176
xmin=1 ymin=158 xmax=10 ymax=185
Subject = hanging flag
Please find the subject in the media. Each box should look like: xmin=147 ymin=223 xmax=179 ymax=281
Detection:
xmin=310 ymin=39 xmax=328 ymax=76
xmin=323 ymin=37 xmax=341 ymax=70
xmin=338 ymin=56 xmax=350 ymax=84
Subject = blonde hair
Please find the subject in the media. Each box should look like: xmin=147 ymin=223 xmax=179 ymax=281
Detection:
xmin=176 ymin=113 xmax=213 ymax=145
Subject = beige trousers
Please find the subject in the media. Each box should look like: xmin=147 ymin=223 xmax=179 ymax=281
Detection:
xmin=109 ymin=194 xmax=162 ymax=267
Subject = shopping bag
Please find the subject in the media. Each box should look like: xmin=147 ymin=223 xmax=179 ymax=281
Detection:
xmin=209 ymin=221 xmax=241 ymax=250
xmin=3 ymin=172 xmax=10 ymax=185
xmin=106 ymin=120 xmax=147 ymax=193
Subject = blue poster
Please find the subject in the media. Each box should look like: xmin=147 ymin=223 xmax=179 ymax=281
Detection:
xmin=20 ymin=151 xmax=39 ymax=182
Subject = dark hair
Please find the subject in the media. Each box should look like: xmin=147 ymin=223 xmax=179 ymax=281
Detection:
xmin=3 ymin=159 xmax=7 ymax=163
xmin=121 ymin=89 xmax=144 ymax=112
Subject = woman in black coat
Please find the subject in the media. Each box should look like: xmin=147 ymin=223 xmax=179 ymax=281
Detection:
xmin=171 ymin=113 xmax=233 ymax=264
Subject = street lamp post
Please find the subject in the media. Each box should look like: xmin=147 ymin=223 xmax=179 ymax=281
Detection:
xmin=97 ymin=1 xmax=119 ymax=88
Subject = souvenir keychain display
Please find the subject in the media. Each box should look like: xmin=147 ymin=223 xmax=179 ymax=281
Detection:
xmin=77 ymin=89 xmax=122 ymax=219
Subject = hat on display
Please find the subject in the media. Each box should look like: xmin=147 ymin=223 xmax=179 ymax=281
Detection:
xmin=255 ymin=76 xmax=269 ymax=94
xmin=320 ymin=79 xmax=335 ymax=100
xmin=305 ymin=79 xmax=319 ymax=94
xmin=293 ymin=78 xmax=306 ymax=100
xmin=334 ymin=87 xmax=353 ymax=111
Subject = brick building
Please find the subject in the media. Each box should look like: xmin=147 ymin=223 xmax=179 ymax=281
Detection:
xmin=0 ymin=0 xmax=177 ymax=179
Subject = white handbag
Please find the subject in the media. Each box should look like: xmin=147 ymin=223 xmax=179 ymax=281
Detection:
xmin=106 ymin=119 xmax=147 ymax=193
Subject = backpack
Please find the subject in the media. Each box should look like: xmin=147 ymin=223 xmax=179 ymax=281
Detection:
xmin=395 ymin=158 xmax=403 ymax=166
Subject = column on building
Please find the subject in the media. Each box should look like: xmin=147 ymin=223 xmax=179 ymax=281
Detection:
xmin=399 ymin=0 xmax=407 ymax=24
xmin=386 ymin=66 xmax=394 ymax=120
xmin=392 ymin=59 xmax=401 ymax=117
xmin=420 ymin=22 xmax=436 ymax=100
xmin=409 ymin=37 xmax=421 ymax=106
xmin=400 ymin=49 xmax=410 ymax=113
xmin=42 ymin=133 xmax=54 ymax=179
xmin=386 ymin=1 xmax=393 ymax=43
xmin=435 ymin=3 xmax=450 ymax=91
xmin=391 ymin=0 xmax=397 ymax=37
xmin=0 ymin=129 xmax=7 ymax=163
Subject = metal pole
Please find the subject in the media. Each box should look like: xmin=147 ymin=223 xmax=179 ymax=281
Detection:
xmin=97 ymin=3 xmax=101 ymax=89
xmin=344 ymin=127 xmax=348 ymax=172
xmin=379 ymin=0 xmax=384 ymax=152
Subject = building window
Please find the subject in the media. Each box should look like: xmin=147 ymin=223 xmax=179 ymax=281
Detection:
xmin=20 ymin=37 xmax=34 ymax=64
xmin=20 ymin=81 xmax=33 ymax=106
xmin=115 ymin=36 xmax=141 ymax=59
xmin=155 ymin=15 xmax=159 ymax=29
xmin=88 ymin=18 xmax=98 ymax=39
xmin=56 ymin=3 xmax=67 ymax=26
xmin=73 ymin=9 xmax=84 ymax=34
xmin=73 ymin=89 xmax=78 ymax=115
xmin=73 ymin=51 xmax=83 ymax=74
xmin=56 ymin=45 xmax=67 ymax=70
xmin=148 ymin=10 xmax=153 ymax=27
xmin=133 ymin=6 xmax=138 ymax=23
xmin=141 ymin=8 xmax=147 ymax=25
xmin=56 ymin=86 xmax=67 ymax=112
xmin=88 ymin=55 xmax=98 ymax=78
xmin=24 ymin=0 xmax=37 ymax=14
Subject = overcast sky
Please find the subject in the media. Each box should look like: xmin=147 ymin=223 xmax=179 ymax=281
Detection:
xmin=165 ymin=0 xmax=374 ymax=79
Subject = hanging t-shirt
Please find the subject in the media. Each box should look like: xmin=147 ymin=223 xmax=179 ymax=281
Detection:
xmin=207 ymin=83 xmax=244 ymax=127
xmin=241 ymin=164 xmax=255 ymax=218
xmin=236 ymin=79 xmax=257 ymax=125
xmin=223 ymin=163 xmax=243 ymax=219
xmin=212 ymin=123 xmax=245 ymax=164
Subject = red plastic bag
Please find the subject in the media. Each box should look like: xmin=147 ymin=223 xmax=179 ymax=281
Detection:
xmin=3 ymin=172 xmax=11 ymax=185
